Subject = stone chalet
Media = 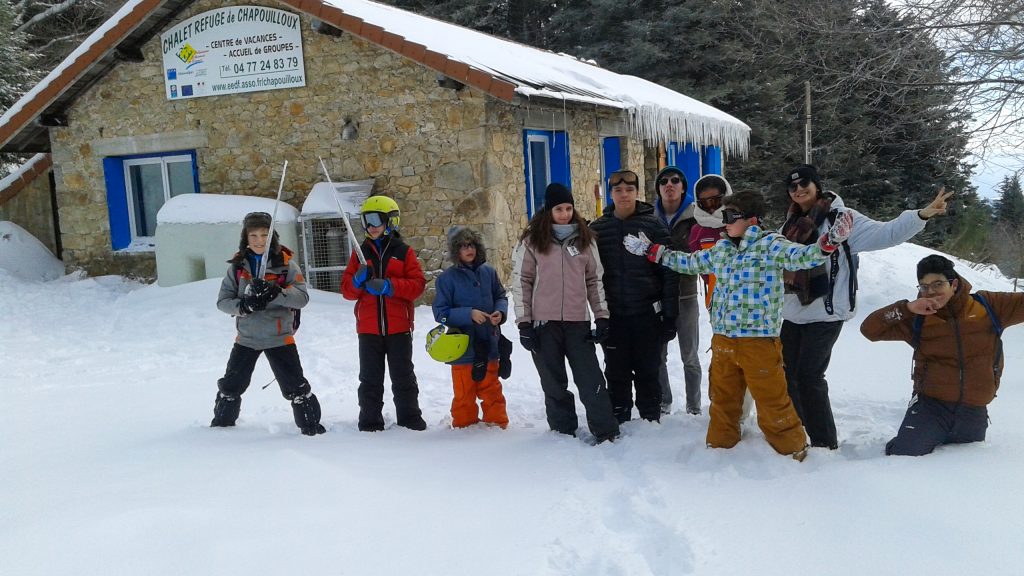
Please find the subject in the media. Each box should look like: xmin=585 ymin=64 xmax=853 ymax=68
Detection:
xmin=0 ymin=0 xmax=749 ymax=297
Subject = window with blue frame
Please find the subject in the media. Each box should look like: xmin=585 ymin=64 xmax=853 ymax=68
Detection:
xmin=522 ymin=129 xmax=570 ymax=218
xmin=103 ymin=151 xmax=199 ymax=250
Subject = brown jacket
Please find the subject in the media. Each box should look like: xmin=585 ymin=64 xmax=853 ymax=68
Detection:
xmin=510 ymin=229 xmax=609 ymax=324
xmin=860 ymin=277 xmax=1024 ymax=406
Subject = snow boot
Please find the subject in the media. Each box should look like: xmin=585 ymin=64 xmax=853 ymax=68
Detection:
xmin=291 ymin=392 xmax=326 ymax=436
xmin=397 ymin=414 xmax=427 ymax=431
xmin=210 ymin=392 xmax=240 ymax=427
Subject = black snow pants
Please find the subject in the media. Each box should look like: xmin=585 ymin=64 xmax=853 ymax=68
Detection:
xmin=602 ymin=311 xmax=662 ymax=423
xmin=885 ymin=395 xmax=988 ymax=456
xmin=781 ymin=319 xmax=843 ymax=449
xmin=357 ymin=332 xmax=423 ymax=430
xmin=531 ymin=321 xmax=619 ymax=440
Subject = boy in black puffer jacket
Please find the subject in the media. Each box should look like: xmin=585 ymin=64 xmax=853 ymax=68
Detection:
xmin=590 ymin=169 xmax=678 ymax=424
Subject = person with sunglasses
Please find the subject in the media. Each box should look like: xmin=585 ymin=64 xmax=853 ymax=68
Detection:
xmin=861 ymin=255 xmax=1024 ymax=456
xmin=341 ymin=195 xmax=427 ymax=432
xmin=779 ymin=164 xmax=952 ymax=450
xmin=623 ymin=190 xmax=854 ymax=459
xmin=652 ymin=166 xmax=702 ymax=416
xmin=589 ymin=169 xmax=678 ymax=424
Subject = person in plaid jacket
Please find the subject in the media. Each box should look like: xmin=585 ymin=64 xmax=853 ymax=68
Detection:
xmin=623 ymin=191 xmax=853 ymax=459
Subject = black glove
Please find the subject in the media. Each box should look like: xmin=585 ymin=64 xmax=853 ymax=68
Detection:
xmin=662 ymin=317 xmax=677 ymax=343
xmin=239 ymin=293 xmax=261 ymax=315
xmin=518 ymin=322 xmax=537 ymax=353
xmin=587 ymin=318 xmax=610 ymax=343
xmin=251 ymin=279 xmax=281 ymax=306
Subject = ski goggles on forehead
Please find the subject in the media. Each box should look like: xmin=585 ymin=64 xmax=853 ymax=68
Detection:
xmin=722 ymin=208 xmax=754 ymax=225
xmin=362 ymin=212 xmax=388 ymax=228
xmin=608 ymin=171 xmax=639 ymax=187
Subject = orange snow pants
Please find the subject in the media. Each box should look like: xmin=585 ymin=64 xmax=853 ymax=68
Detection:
xmin=706 ymin=335 xmax=807 ymax=455
xmin=451 ymin=361 xmax=509 ymax=428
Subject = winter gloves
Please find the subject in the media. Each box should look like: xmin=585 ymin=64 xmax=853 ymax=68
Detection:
xmin=587 ymin=318 xmax=610 ymax=343
xmin=239 ymin=279 xmax=282 ymax=315
xmin=518 ymin=322 xmax=537 ymax=353
xmin=819 ymin=210 xmax=854 ymax=253
xmin=622 ymin=231 xmax=666 ymax=264
xmin=661 ymin=316 xmax=677 ymax=343
xmin=365 ymin=278 xmax=394 ymax=296
xmin=353 ymin=264 xmax=393 ymax=297
xmin=352 ymin=264 xmax=371 ymax=289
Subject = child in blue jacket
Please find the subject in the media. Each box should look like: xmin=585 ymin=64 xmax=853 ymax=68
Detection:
xmin=432 ymin=227 xmax=510 ymax=428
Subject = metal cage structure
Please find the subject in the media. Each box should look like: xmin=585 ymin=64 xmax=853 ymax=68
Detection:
xmin=298 ymin=180 xmax=373 ymax=292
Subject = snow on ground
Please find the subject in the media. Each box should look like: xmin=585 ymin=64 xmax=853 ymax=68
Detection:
xmin=2 ymin=240 xmax=1023 ymax=575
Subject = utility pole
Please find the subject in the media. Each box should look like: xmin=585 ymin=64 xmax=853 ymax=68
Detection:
xmin=804 ymin=81 xmax=812 ymax=164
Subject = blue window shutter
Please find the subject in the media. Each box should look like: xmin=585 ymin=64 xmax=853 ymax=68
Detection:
xmin=678 ymin=143 xmax=701 ymax=199
xmin=102 ymin=157 xmax=130 ymax=250
xmin=702 ymin=145 xmax=723 ymax=175
xmin=601 ymin=137 xmax=622 ymax=205
xmin=550 ymin=131 xmax=570 ymax=190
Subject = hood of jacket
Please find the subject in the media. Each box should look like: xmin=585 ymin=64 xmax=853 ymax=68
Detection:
xmin=693 ymin=174 xmax=734 ymax=228
xmin=447 ymin=226 xmax=487 ymax=266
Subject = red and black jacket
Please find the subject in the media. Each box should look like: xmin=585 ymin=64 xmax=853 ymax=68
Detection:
xmin=341 ymin=233 xmax=425 ymax=335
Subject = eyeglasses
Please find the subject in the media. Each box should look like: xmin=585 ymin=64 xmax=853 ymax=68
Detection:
xmin=609 ymin=171 xmax=639 ymax=188
xmin=697 ymin=194 xmax=725 ymax=210
xmin=362 ymin=212 xmax=387 ymax=228
xmin=457 ymin=242 xmax=475 ymax=250
xmin=787 ymin=178 xmax=812 ymax=193
xmin=658 ymin=176 xmax=683 ymax=186
xmin=722 ymin=208 xmax=753 ymax=225
xmin=917 ymin=279 xmax=950 ymax=293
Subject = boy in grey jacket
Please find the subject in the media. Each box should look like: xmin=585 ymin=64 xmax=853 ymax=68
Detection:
xmin=211 ymin=212 xmax=326 ymax=436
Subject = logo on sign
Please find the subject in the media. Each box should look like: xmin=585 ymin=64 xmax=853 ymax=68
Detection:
xmin=167 ymin=69 xmax=177 ymax=80
xmin=177 ymin=43 xmax=197 ymax=64
xmin=170 ymin=85 xmax=178 ymax=98
xmin=182 ymin=85 xmax=194 ymax=97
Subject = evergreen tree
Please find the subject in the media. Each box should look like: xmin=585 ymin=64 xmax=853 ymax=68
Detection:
xmin=0 ymin=0 xmax=40 ymax=171
xmin=993 ymin=174 xmax=1024 ymax=225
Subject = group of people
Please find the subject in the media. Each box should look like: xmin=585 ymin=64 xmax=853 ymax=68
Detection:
xmin=209 ymin=163 xmax=1021 ymax=458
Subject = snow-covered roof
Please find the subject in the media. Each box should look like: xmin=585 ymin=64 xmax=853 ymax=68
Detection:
xmin=322 ymin=0 xmax=749 ymax=156
xmin=156 ymin=194 xmax=299 ymax=225
xmin=0 ymin=0 xmax=749 ymax=156
xmin=301 ymin=180 xmax=375 ymax=216
xmin=0 ymin=154 xmax=52 ymax=205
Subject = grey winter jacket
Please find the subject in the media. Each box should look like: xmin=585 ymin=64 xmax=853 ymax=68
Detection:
xmin=781 ymin=193 xmax=927 ymax=324
xmin=216 ymin=247 xmax=309 ymax=350
xmin=510 ymin=226 xmax=609 ymax=324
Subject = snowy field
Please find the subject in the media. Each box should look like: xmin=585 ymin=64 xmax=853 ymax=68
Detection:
xmin=2 ymin=226 xmax=1023 ymax=576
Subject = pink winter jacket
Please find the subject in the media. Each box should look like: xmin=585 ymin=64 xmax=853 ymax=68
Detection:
xmin=510 ymin=230 xmax=609 ymax=324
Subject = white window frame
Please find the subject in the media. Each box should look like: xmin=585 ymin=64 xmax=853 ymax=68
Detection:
xmin=122 ymin=154 xmax=194 ymax=248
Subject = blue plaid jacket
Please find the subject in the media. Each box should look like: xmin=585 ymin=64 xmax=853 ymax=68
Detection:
xmin=660 ymin=225 xmax=825 ymax=337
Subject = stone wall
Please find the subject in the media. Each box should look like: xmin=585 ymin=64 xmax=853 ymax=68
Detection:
xmin=45 ymin=0 xmax=654 ymax=299
xmin=0 ymin=168 xmax=58 ymax=256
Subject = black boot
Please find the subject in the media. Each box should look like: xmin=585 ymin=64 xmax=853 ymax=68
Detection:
xmin=291 ymin=392 xmax=326 ymax=436
xmin=211 ymin=392 xmax=240 ymax=427
xmin=397 ymin=414 xmax=427 ymax=431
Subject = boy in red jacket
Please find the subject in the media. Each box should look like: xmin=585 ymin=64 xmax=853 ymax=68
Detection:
xmin=341 ymin=196 xmax=427 ymax=431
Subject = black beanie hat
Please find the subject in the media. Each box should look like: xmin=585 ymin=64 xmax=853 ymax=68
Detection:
xmin=917 ymin=254 xmax=958 ymax=281
xmin=544 ymin=183 xmax=574 ymax=209
xmin=656 ymin=166 xmax=687 ymax=196
xmin=784 ymin=164 xmax=823 ymax=192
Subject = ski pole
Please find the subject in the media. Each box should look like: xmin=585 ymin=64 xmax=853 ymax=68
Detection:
xmin=317 ymin=156 xmax=367 ymax=266
xmin=261 ymin=378 xmax=277 ymax=391
xmin=257 ymin=160 xmax=289 ymax=280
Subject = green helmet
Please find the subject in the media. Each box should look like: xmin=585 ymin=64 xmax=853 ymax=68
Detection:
xmin=425 ymin=324 xmax=469 ymax=363
xmin=360 ymin=195 xmax=401 ymax=236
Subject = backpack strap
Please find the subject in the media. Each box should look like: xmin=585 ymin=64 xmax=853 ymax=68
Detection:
xmin=822 ymin=210 xmax=857 ymax=315
xmin=910 ymin=292 xmax=1003 ymax=386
